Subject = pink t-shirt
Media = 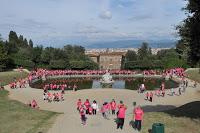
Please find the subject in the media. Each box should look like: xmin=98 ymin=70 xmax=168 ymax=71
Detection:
xmin=79 ymin=107 xmax=85 ymax=115
xmin=84 ymin=101 xmax=90 ymax=109
xmin=134 ymin=108 xmax=144 ymax=120
xmin=111 ymin=102 xmax=116 ymax=110
xmin=117 ymin=105 xmax=127 ymax=118
xmin=77 ymin=101 xmax=82 ymax=108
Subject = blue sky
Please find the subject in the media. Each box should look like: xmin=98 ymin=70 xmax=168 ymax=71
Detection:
xmin=0 ymin=0 xmax=187 ymax=46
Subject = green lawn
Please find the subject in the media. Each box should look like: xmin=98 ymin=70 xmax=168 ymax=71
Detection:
xmin=0 ymin=71 xmax=29 ymax=86
xmin=0 ymin=90 xmax=58 ymax=133
xmin=0 ymin=71 xmax=59 ymax=133
xmin=185 ymin=68 xmax=200 ymax=83
xmin=141 ymin=101 xmax=200 ymax=133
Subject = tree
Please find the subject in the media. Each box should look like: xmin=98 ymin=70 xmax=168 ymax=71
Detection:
xmin=157 ymin=49 xmax=189 ymax=69
xmin=31 ymin=46 xmax=43 ymax=67
xmin=0 ymin=41 xmax=8 ymax=71
xmin=23 ymin=38 xmax=28 ymax=47
xmin=8 ymin=31 xmax=18 ymax=43
xmin=137 ymin=42 xmax=152 ymax=60
xmin=41 ymin=47 xmax=54 ymax=64
xmin=29 ymin=39 xmax=33 ymax=48
xmin=125 ymin=50 xmax=137 ymax=61
xmin=177 ymin=0 xmax=200 ymax=66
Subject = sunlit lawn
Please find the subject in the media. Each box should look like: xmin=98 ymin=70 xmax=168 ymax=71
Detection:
xmin=0 ymin=90 xmax=58 ymax=133
xmin=0 ymin=71 xmax=59 ymax=133
xmin=185 ymin=69 xmax=200 ymax=83
xmin=0 ymin=71 xmax=28 ymax=86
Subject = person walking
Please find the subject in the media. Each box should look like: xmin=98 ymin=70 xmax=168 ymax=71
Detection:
xmin=149 ymin=92 xmax=153 ymax=102
xmin=84 ymin=99 xmax=90 ymax=114
xmin=116 ymin=101 xmax=127 ymax=130
xmin=79 ymin=105 xmax=86 ymax=125
xmin=101 ymin=103 xmax=107 ymax=119
xmin=134 ymin=106 xmax=144 ymax=131
xmin=110 ymin=99 xmax=116 ymax=115
xmin=91 ymin=100 xmax=98 ymax=115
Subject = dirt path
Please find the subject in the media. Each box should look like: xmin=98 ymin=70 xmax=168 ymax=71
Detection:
xmin=4 ymin=79 xmax=200 ymax=133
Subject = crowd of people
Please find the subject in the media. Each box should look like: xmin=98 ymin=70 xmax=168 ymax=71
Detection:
xmin=43 ymin=83 xmax=77 ymax=92
xmin=76 ymin=99 xmax=144 ymax=131
xmin=3 ymin=67 xmax=199 ymax=131
xmin=43 ymin=91 xmax=64 ymax=102
xmin=9 ymin=78 xmax=29 ymax=89
xmin=6 ymin=67 xmax=188 ymax=88
xmin=27 ymin=68 xmax=174 ymax=83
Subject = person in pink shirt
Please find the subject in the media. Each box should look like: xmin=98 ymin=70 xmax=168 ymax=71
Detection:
xmin=31 ymin=99 xmax=39 ymax=109
xmin=117 ymin=101 xmax=127 ymax=129
xmin=101 ymin=103 xmax=108 ymax=119
xmin=110 ymin=99 xmax=116 ymax=115
xmin=88 ymin=105 xmax=93 ymax=115
xmin=84 ymin=99 xmax=90 ymax=114
xmin=134 ymin=106 xmax=144 ymax=131
xmin=61 ymin=85 xmax=65 ymax=94
xmin=145 ymin=92 xmax=149 ymax=100
xmin=76 ymin=99 xmax=82 ymax=111
xmin=105 ymin=102 xmax=111 ymax=114
xmin=79 ymin=105 xmax=86 ymax=125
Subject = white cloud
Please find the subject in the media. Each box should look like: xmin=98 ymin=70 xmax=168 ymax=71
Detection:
xmin=99 ymin=10 xmax=112 ymax=20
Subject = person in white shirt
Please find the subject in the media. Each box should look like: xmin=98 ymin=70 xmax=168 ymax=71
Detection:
xmin=91 ymin=100 xmax=98 ymax=115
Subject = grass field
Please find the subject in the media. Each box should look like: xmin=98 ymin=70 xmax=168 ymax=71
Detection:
xmin=185 ymin=68 xmax=200 ymax=83
xmin=0 ymin=71 xmax=58 ymax=133
xmin=0 ymin=90 xmax=58 ymax=133
xmin=141 ymin=101 xmax=200 ymax=133
xmin=0 ymin=71 xmax=29 ymax=86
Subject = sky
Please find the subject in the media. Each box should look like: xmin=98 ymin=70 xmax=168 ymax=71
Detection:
xmin=0 ymin=0 xmax=187 ymax=46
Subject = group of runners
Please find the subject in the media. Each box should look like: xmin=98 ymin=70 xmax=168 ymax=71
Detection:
xmin=76 ymin=99 xmax=144 ymax=131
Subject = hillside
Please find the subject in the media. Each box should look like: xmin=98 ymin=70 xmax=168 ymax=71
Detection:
xmin=86 ymin=39 xmax=176 ymax=48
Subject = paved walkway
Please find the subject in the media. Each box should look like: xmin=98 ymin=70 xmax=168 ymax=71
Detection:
xmin=4 ymin=77 xmax=200 ymax=133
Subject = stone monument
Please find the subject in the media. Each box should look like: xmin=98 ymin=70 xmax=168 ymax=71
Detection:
xmin=100 ymin=70 xmax=114 ymax=88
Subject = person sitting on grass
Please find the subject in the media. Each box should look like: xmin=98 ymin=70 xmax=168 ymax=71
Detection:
xmin=0 ymin=86 xmax=4 ymax=90
xmin=31 ymin=99 xmax=39 ymax=109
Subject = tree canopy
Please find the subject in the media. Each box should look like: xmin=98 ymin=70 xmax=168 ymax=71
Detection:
xmin=177 ymin=0 xmax=200 ymax=66
xmin=0 ymin=31 xmax=98 ymax=71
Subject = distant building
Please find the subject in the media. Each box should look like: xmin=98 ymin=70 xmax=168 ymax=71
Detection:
xmin=85 ymin=48 xmax=169 ymax=70
xmin=86 ymin=50 xmax=126 ymax=70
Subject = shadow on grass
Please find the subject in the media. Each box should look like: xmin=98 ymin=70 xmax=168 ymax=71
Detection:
xmin=164 ymin=101 xmax=200 ymax=119
xmin=141 ymin=101 xmax=200 ymax=119
xmin=141 ymin=105 xmax=176 ymax=112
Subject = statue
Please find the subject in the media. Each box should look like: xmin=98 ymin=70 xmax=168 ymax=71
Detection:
xmin=100 ymin=70 xmax=114 ymax=88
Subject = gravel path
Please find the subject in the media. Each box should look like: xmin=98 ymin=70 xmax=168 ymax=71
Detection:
xmin=4 ymin=77 xmax=200 ymax=133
